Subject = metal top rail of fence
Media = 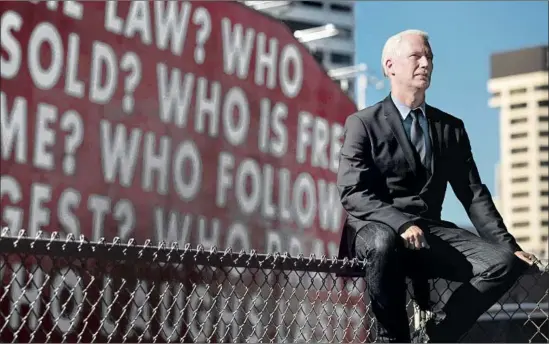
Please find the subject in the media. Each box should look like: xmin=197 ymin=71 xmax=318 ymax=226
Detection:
xmin=0 ymin=229 xmax=548 ymax=343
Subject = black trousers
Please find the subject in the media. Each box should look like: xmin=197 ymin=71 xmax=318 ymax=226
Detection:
xmin=354 ymin=221 xmax=528 ymax=343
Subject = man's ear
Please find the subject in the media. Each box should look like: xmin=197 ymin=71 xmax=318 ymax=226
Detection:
xmin=385 ymin=59 xmax=394 ymax=76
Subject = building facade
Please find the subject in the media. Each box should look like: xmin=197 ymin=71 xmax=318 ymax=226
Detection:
xmin=244 ymin=1 xmax=356 ymax=98
xmin=488 ymin=45 xmax=549 ymax=259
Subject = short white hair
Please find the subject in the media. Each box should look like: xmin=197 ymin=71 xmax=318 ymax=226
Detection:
xmin=381 ymin=29 xmax=430 ymax=77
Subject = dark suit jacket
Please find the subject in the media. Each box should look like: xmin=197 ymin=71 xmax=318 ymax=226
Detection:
xmin=336 ymin=94 xmax=521 ymax=273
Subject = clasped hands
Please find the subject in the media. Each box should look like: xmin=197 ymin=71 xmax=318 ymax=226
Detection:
xmin=401 ymin=225 xmax=538 ymax=266
xmin=400 ymin=225 xmax=430 ymax=250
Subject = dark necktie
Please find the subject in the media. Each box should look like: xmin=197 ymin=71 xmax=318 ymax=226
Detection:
xmin=410 ymin=109 xmax=430 ymax=170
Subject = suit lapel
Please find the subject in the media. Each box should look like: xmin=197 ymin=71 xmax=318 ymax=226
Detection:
xmin=426 ymin=104 xmax=442 ymax=176
xmin=382 ymin=96 xmax=418 ymax=176
xmin=419 ymin=105 xmax=443 ymax=194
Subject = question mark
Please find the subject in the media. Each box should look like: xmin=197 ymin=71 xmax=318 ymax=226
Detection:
xmin=120 ymin=52 xmax=142 ymax=114
xmin=192 ymin=7 xmax=211 ymax=65
xmin=113 ymin=199 xmax=135 ymax=242
xmin=60 ymin=110 xmax=84 ymax=176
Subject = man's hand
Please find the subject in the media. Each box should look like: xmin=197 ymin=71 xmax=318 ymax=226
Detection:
xmin=401 ymin=225 xmax=430 ymax=250
xmin=514 ymin=251 xmax=538 ymax=266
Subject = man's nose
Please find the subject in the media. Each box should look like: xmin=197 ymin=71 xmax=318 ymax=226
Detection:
xmin=418 ymin=56 xmax=430 ymax=67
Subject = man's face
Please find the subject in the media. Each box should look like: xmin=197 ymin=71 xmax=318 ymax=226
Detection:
xmin=387 ymin=34 xmax=433 ymax=91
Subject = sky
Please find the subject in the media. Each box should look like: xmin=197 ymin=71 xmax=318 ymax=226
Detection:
xmin=354 ymin=0 xmax=549 ymax=227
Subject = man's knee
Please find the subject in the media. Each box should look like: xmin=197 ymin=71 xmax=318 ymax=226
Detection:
xmin=481 ymin=250 xmax=527 ymax=282
xmin=355 ymin=222 xmax=401 ymax=260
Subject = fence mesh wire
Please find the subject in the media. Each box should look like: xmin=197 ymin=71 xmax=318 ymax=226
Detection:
xmin=0 ymin=229 xmax=547 ymax=343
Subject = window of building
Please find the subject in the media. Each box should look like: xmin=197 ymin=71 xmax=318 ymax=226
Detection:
xmin=338 ymin=27 xmax=354 ymax=39
xmin=511 ymin=132 xmax=527 ymax=139
xmin=515 ymin=236 xmax=529 ymax=243
xmin=283 ymin=19 xmax=321 ymax=32
xmin=539 ymin=100 xmax=549 ymax=107
xmin=311 ymin=49 xmax=324 ymax=64
xmin=540 ymin=115 xmax=549 ymax=122
xmin=511 ymin=162 xmax=528 ymax=168
xmin=512 ymin=191 xmax=529 ymax=198
xmin=510 ymin=88 xmax=527 ymax=95
xmin=512 ymin=206 xmax=529 ymax=213
xmin=540 ymin=131 xmax=549 ymax=137
xmin=510 ymin=103 xmax=527 ymax=109
xmin=541 ymin=146 xmax=549 ymax=152
xmin=542 ymin=222 xmax=549 ymax=229
xmin=541 ymin=190 xmax=549 ymax=197
xmin=513 ymin=221 xmax=530 ymax=228
xmin=330 ymin=52 xmax=352 ymax=64
xmin=541 ymin=175 xmax=549 ymax=182
xmin=535 ymin=84 xmax=549 ymax=91
xmin=330 ymin=3 xmax=352 ymax=12
xmin=511 ymin=117 xmax=527 ymax=124
xmin=300 ymin=1 xmax=323 ymax=8
xmin=541 ymin=205 xmax=548 ymax=212
xmin=511 ymin=147 xmax=528 ymax=154
xmin=541 ymin=161 xmax=549 ymax=167
xmin=511 ymin=176 xmax=529 ymax=183
xmin=347 ymin=80 xmax=355 ymax=94
xmin=491 ymin=91 xmax=501 ymax=97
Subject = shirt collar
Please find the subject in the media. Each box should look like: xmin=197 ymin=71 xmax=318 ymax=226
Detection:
xmin=391 ymin=93 xmax=427 ymax=120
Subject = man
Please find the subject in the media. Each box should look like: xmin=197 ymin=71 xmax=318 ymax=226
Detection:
xmin=336 ymin=29 xmax=537 ymax=343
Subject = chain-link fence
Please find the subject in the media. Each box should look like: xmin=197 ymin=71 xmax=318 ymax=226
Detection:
xmin=0 ymin=229 xmax=547 ymax=343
